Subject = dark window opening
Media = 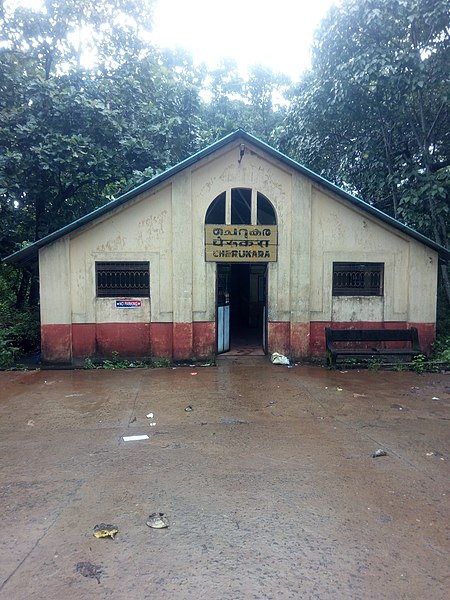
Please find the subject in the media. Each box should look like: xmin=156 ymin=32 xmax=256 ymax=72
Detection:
xmin=231 ymin=188 xmax=251 ymax=224
xmin=332 ymin=262 xmax=384 ymax=296
xmin=206 ymin=189 xmax=277 ymax=226
xmin=96 ymin=261 xmax=150 ymax=297
xmin=257 ymin=192 xmax=276 ymax=225
xmin=205 ymin=192 xmax=225 ymax=224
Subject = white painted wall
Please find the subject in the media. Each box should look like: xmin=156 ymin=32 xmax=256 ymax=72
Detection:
xmin=39 ymin=138 xmax=438 ymax=332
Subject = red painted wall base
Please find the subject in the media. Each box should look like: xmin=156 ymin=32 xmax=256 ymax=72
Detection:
xmin=42 ymin=321 xmax=216 ymax=363
xmin=42 ymin=320 xmax=435 ymax=364
xmin=41 ymin=324 xmax=72 ymax=363
xmin=268 ymin=320 xmax=434 ymax=359
xmin=309 ymin=321 xmax=435 ymax=357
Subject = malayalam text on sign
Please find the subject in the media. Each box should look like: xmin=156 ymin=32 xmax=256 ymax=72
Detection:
xmin=205 ymin=225 xmax=278 ymax=262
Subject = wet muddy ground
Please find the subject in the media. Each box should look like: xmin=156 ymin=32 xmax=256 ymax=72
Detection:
xmin=0 ymin=358 xmax=449 ymax=599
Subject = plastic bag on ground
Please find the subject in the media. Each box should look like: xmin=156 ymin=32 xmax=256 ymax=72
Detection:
xmin=270 ymin=352 xmax=290 ymax=366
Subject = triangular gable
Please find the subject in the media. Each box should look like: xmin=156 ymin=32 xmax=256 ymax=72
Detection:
xmin=4 ymin=129 xmax=450 ymax=264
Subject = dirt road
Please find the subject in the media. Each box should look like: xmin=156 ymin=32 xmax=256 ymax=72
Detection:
xmin=0 ymin=359 xmax=449 ymax=599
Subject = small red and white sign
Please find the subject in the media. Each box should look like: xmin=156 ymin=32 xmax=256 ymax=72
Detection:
xmin=115 ymin=300 xmax=142 ymax=308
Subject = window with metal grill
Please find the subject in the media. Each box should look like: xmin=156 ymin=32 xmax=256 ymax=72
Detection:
xmin=332 ymin=262 xmax=384 ymax=296
xmin=96 ymin=262 xmax=149 ymax=297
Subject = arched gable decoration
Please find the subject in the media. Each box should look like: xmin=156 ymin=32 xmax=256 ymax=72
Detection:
xmin=205 ymin=188 xmax=277 ymax=226
xmin=205 ymin=188 xmax=278 ymax=262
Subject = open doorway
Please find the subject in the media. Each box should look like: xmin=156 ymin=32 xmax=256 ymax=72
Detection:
xmin=217 ymin=263 xmax=267 ymax=355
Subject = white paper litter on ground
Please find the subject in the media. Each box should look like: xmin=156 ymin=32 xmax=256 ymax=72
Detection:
xmin=122 ymin=434 xmax=149 ymax=442
xmin=270 ymin=352 xmax=290 ymax=365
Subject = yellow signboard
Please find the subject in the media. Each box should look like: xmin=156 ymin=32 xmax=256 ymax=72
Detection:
xmin=205 ymin=225 xmax=278 ymax=262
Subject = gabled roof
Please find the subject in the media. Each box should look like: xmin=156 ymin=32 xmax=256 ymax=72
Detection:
xmin=4 ymin=129 xmax=450 ymax=264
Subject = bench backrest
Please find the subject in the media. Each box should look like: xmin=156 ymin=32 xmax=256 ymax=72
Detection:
xmin=326 ymin=327 xmax=420 ymax=346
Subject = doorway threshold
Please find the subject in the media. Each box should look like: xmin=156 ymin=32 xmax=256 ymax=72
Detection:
xmin=216 ymin=354 xmax=270 ymax=367
xmin=220 ymin=345 xmax=265 ymax=357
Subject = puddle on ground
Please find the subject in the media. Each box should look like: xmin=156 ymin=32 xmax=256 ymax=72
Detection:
xmin=222 ymin=417 xmax=250 ymax=425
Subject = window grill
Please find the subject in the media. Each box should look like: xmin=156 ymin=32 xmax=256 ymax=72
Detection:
xmin=96 ymin=261 xmax=149 ymax=297
xmin=231 ymin=188 xmax=252 ymax=224
xmin=257 ymin=192 xmax=276 ymax=225
xmin=205 ymin=192 xmax=225 ymax=224
xmin=332 ymin=262 xmax=384 ymax=296
xmin=205 ymin=189 xmax=276 ymax=225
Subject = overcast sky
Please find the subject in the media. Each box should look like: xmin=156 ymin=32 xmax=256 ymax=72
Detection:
xmin=7 ymin=0 xmax=337 ymax=81
xmin=151 ymin=0 xmax=337 ymax=80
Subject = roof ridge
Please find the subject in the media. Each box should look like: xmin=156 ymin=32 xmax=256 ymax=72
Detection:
xmin=3 ymin=129 xmax=450 ymax=263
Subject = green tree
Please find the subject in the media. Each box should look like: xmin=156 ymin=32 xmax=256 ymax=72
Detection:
xmin=245 ymin=65 xmax=290 ymax=141
xmin=0 ymin=1 xmax=289 ymax=313
xmin=199 ymin=59 xmax=290 ymax=143
xmin=0 ymin=0 xmax=204 ymax=306
xmin=279 ymin=0 xmax=450 ymax=300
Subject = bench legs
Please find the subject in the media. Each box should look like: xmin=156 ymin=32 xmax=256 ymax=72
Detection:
xmin=326 ymin=351 xmax=336 ymax=367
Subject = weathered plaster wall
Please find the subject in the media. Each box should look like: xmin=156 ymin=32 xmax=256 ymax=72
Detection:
xmin=305 ymin=186 xmax=437 ymax=355
xmin=191 ymin=144 xmax=293 ymax=326
xmin=39 ymin=238 xmax=72 ymax=362
xmin=70 ymin=185 xmax=173 ymax=325
xmin=38 ymin=137 xmax=439 ymax=363
xmin=310 ymin=187 xmax=408 ymax=323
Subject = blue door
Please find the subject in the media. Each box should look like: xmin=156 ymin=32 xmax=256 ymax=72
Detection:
xmin=217 ymin=264 xmax=230 ymax=353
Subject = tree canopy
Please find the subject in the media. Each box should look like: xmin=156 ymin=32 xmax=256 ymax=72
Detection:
xmin=0 ymin=1 xmax=288 ymax=261
xmin=0 ymin=0 xmax=203 ymax=246
xmin=278 ymin=0 xmax=450 ymax=300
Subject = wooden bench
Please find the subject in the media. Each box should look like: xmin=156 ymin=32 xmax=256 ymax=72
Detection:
xmin=325 ymin=327 xmax=424 ymax=366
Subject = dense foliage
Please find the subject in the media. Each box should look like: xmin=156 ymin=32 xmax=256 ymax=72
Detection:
xmin=278 ymin=0 xmax=450 ymax=300
xmin=0 ymin=0 xmax=449 ymax=363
